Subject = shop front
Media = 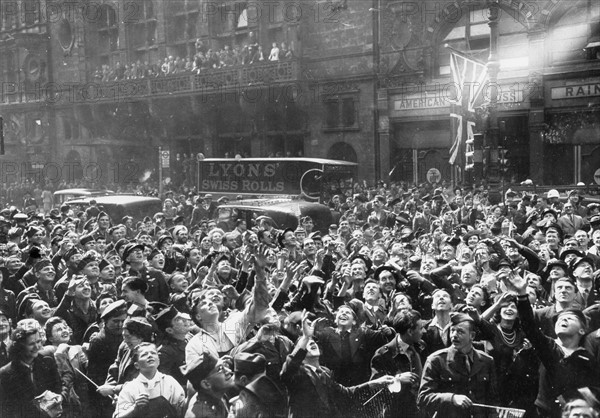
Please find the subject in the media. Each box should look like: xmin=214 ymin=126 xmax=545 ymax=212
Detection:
xmin=545 ymin=78 xmax=600 ymax=185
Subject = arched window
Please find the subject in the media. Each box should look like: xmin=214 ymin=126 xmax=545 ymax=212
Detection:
xmin=327 ymin=142 xmax=358 ymax=162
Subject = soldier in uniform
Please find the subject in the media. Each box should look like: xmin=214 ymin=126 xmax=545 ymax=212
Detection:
xmin=185 ymin=353 xmax=235 ymax=418
xmin=120 ymin=243 xmax=170 ymax=304
xmin=91 ymin=212 xmax=111 ymax=242
xmin=418 ymin=313 xmax=498 ymax=418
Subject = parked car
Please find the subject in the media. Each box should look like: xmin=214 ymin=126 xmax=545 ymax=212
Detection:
xmin=53 ymin=188 xmax=115 ymax=206
xmin=214 ymin=198 xmax=335 ymax=233
xmin=66 ymin=195 xmax=162 ymax=223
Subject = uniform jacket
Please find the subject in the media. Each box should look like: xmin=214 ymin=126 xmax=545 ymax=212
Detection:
xmin=158 ymin=336 xmax=187 ymax=389
xmin=87 ymin=329 xmax=123 ymax=386
xmin=185 ymin=389 xmax=229 ymax=418
xmin=418 ymin=346 xmax=498 ymax=418
xmin=105 ymin=341 xmax=138 ymax=386
xmin=123 ymin=266 xmax=170 ymax=304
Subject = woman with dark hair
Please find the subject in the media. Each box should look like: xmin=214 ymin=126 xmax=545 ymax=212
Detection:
xmin=0 ymin=320 xmax=66 ymax=417
xmin=96 ymin=316 xmax=153 ymax=400
xmin=121 ymin=276 xmax=149 ymax=318
xmin=477 ymin=292 xmax=539 ymax=415
xmin=42 ymin=316 xmax=88 ymax=417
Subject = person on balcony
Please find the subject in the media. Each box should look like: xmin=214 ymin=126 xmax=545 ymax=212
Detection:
xmin=268 ymin=42 xmax=279 ymax=61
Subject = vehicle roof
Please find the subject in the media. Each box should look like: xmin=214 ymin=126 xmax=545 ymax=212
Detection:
xmin=54 ymin=188 xmax=115 ymax=196
xmin=218 ymin=198 xmax=329 ymax=211
xmin=200 ymin=157 xmax=357 ymax=166
xmin=66 ymin=194 xmax=161 ymax=205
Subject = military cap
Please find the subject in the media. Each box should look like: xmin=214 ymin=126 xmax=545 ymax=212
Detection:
xmin=234 ymin=352 xmax=267 ymax=376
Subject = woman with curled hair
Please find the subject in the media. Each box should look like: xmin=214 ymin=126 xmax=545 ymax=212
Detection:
xmin=0 ymin=320 xmax=66 ymax=417
xmin=477 ymin=292 xmax=539 ymax=415
xmin=207 ymin=227 xmax=228 ymax=253
xmin=42 ymin=316 xmax=88 ymax=417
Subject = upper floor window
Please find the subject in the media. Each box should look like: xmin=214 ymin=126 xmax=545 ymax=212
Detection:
xmin=438 ymin=6 xmax=529 ymax=76
xmin=549 ymin=3 xmax=600 ymax=65
xmin=323 ymin=95 xmax=359 ymax=132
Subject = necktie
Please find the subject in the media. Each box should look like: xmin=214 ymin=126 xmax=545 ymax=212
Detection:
xmin=341 ymin=331 xmax=351 ymax=363
xmin=463 ymin=354 xmax=471 ymax=374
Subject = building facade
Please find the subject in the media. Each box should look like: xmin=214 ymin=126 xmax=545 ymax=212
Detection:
xmin=0 ymin=0 xmax=598 ymax=188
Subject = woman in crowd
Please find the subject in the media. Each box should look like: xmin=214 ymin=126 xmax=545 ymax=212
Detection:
xmin=477 ymin=292 xmax=539 ymax=415
xmin=42 ymin=316 xmax=88 ymax=417
xmin=0 ymin=320 xmax=65 ymax=417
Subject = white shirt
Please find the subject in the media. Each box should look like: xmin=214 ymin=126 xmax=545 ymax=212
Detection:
xmin=114 ymin=371 xmax=186 ymax=418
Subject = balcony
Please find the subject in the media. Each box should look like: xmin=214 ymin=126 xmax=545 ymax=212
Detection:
xmin=0 ymin=60 xmax=301 ymax=105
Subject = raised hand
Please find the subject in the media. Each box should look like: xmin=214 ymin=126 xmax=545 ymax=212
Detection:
xmin=253 ymin=244 xmax=270 ymax=270
xmin=301 ymin=309 xmax=323 ymax=339
xmin=501 ymin=270 xmax=527 ymax=295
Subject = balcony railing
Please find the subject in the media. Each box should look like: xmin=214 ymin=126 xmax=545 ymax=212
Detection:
xmin=0 ymin=60 xmax=301 ymax=105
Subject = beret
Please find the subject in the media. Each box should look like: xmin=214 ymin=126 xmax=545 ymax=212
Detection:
xmin=80 ymin=234 xmax=95 ymax=246
xmin=25 ymin=226 xmax=44 ymax=239
xmin=63 ymin=247 xmax=81 ymax=261
xmin=98 ymin=258 xmax=111 ymax=271
xmin=77 ymin=255 xmax=97 ymax=271
xmin=147 ymin=248 xmax=163 ymax=261
xmin=33 ymin=258 xmax=53 ymax=273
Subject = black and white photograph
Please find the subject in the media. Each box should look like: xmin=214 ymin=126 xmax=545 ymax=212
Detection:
xmin=0 ymin=0 xmax=600 ymax=417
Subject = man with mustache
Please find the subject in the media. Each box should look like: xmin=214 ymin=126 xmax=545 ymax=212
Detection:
xmin=418 ymin=312 xmax=498 ymax=418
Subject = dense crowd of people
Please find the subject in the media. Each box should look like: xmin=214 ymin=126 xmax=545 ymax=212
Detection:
xmin=92 ymin=37 xmax=295 ymax=83
xmin=1 ymin=182 xmax=600 ymax=418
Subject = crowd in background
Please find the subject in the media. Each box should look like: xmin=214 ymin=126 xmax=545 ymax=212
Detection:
xmin=0 ymin=179 xmax=600 ymax=417
xmin=92 ymin=38 xmax=295 ymax=83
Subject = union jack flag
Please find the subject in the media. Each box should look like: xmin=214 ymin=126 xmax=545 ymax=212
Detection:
xmin=448 ymin=51 xmax=488 ymax=170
